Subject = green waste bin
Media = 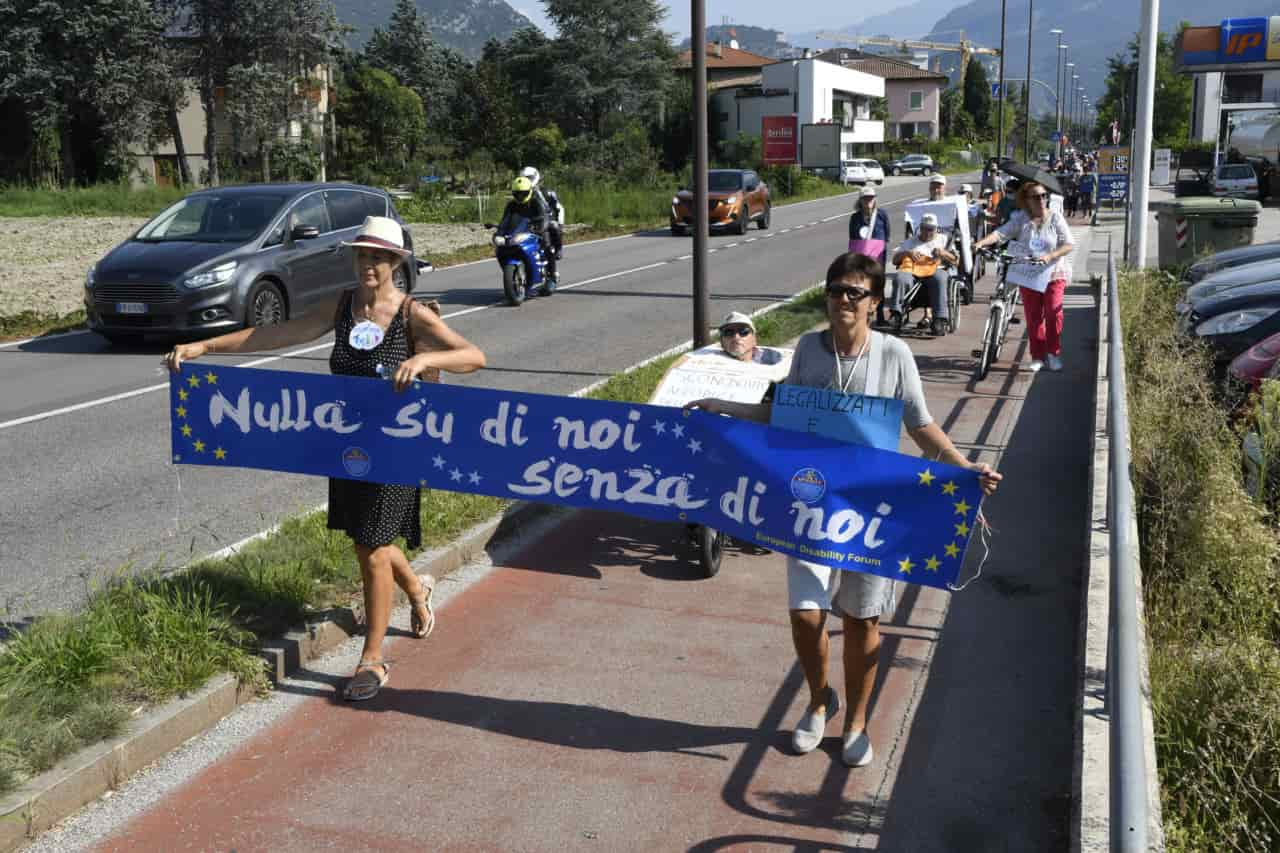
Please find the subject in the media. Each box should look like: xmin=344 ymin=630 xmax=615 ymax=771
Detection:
xmin=1152 ymin=196 xmax=1261 ymax=269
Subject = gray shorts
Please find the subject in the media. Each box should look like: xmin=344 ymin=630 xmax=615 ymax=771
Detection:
xmin=786 ymin=556 xmax=896 ymax=619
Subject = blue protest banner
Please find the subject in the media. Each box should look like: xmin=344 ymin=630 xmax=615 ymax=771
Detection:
xmin=170 ymin=365 xmax=984 ymax=590
xmin=769 ymin=384 xmax=903 ymax=451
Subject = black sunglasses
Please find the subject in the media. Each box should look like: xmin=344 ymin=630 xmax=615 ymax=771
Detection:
xmin=1028 ymin=192 xmax=1050 ymax=200
xmin=720 ymin=326 xmax=754 ymax=337
xmin=826 ymin=284 xmax=872 ymax=302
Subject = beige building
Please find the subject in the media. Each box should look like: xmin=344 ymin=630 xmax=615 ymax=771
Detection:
xmin=674 ymin=41 xmax=777 ymax=91
xmin=131 ymin=65 xmax=333 ymax=188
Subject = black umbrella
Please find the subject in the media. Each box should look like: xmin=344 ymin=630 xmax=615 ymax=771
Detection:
xmin=1001 ymin=162 xmax=1065 ymax=196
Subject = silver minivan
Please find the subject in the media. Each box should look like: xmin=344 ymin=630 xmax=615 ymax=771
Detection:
xmin=84 ymin=182 xmax=424 ymax=345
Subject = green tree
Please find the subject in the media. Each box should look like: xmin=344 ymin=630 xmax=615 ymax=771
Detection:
xmin=336 ymin=66 xmax=425 ymax=172
xmin=1093 ymin=27 xmax=1192 ymax=148
xmin=365 ymin=0 xmax=463 ymax=134
xmin=963 ymin=59 xmax=993 ymax=133
xmin=940 ymin=87 xmax=974 ymax=141
xmin=451 ymin=56 xmax=520 ymax=168
xmin=541 ymin=0 xmax=674 ymax=136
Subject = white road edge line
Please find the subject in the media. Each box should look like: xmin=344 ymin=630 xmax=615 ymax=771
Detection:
xmin=0 ymin=328 xmax=94 ymax=350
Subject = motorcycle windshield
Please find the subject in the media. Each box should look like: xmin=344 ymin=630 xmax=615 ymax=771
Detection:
xmin=497 ymin=212 xmax=531 ymax=236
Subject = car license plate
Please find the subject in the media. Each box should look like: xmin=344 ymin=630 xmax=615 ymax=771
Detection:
xmin=116 ymin=302 xmax=148 ymax=314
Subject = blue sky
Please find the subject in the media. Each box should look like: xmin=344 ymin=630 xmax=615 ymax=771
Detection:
xmin=513 ymin=1 xmax=902 ymax=40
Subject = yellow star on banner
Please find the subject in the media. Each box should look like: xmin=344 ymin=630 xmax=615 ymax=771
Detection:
xmin=175 ymin=405 xmax=187 ymax=419
xmin=187 ymin=375 xmax=201 ymax=388
xmin=941 ymin=480 xmax=958 ymax=496
xmin=955 ymin=521 xmax=971 ymax=537
xmin=953 ymin=498 xmax=971 ymax=516
xmin=925 ymin=555 xmax=941 ymax=572
xmin=945 ymin=542 xmax=961 ymax=558
xmin=193 ymin=439 xmax=206 ymax=452
xmin=204 ymin=371 xmax=218 ymax=385
xmin=213 ymin=447 xmax=227 ymax=460
xmin=180 ymin=424 xmax=192 ymax=437
xmin=898 ymin=556 xmax=915 ymax=574
xmin=917 ymin=468 xmax=935 ymax=486
xmin=178 ymin=389 xmax=188 ymax=401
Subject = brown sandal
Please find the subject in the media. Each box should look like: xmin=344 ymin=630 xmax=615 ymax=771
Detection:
xmin=343 ymin=661 xmax=390 ymax=702
xmin=409 ymin=573 xmax=435 ymax=639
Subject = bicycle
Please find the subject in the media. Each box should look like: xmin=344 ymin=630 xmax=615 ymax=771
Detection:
xmin=972 ymin=248 xmax=1044 ymax=381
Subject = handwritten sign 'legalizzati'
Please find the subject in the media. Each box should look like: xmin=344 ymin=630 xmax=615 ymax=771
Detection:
xmin=770 ymin=384 xmax=904 ymax=452
xmin=170 ymin=364 xmax=983 ymax=590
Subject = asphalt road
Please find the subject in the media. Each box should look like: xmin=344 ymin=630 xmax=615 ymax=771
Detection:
xmin=0 ymin=174 xmax=959 ymax=622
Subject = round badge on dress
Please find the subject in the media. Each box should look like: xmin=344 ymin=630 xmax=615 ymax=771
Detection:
xmin=349 ymin=320 xmax=384 ymax=351
xmin=859 ymin=226 xmax=870 ymax=239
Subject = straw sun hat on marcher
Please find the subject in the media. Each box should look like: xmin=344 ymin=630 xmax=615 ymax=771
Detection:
xmin=341 ymin=216 xmax=412 ymax=257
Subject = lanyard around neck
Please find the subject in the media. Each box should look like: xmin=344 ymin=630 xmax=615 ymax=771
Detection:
xmin=833 ymin=333 xmax=871 ymax=395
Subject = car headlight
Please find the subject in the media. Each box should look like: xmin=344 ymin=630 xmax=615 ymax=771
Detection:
xmin=183 ymin=260 xmax=238 ymax=289
xmin=726 ymin=196 xmax=738 ymax=205
xmin=85 ymin=264 xmax=96 ymax=290
xmin=492 ymin=234 xmax=506 ymax=247
xmin=1196 ymin=308 xmax=1280 ymax=337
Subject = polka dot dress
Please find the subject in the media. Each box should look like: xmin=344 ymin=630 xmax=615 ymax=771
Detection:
xmin=327 ymin=291 xmax=422 ymax=550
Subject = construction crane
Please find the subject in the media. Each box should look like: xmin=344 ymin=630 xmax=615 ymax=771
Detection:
xmin=814 ymin=30 xmax=1000 ymax=88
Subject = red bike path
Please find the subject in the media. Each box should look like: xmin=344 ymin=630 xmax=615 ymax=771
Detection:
xmin=91 ymin=229 xmax=1103 ymax=853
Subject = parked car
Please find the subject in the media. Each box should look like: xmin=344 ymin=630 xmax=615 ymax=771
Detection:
xmin=1227 ymin=330 xmax=1280 ymax=396
xmin=1211 ymin=163 xmax=1261 ymax=200
xmin=85 ymin=183 xmax=426 ymax=345
xmin=1178 ymin=258 xmax=1280 ymax=362
xmin=670 ymin=169 xmax=771 ymax=235
xmin=1184 ymin=241 xmax=1280 ymax=286
xmin=840 ymin=159 xmax=885 ymax=186
xmin=886 ymin=154 xmax=935 ymax=176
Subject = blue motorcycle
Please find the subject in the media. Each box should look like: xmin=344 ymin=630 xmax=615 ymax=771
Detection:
xmin=486 ymin=213 xmax=555 ymax=306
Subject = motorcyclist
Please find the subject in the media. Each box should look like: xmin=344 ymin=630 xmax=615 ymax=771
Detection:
xmin=519 ymin=166 xmax=563 ymax=260
xmin=500 ymin=175 xmax=557 ymax=284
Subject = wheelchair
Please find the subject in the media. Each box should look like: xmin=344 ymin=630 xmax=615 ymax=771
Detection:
xmin=892 ymin=197 xmax=979 ymax=336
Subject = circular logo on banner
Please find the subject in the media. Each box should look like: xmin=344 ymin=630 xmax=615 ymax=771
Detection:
xmin=790 ymin=468 xmax=827 ymax=504
xmin=342 ymin=447 xmax=372 ymax=477
xmin=348 ymin=320 xmax=384 ymax=351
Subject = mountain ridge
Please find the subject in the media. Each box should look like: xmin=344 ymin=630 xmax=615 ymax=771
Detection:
xmin=333 ymin=0 xmax=534 ymax=59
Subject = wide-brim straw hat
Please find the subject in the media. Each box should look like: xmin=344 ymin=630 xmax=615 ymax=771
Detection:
xmin=341 ymin=216 xmax=412 ymax=257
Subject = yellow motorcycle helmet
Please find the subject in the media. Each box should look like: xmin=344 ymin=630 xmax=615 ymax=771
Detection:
xmin=511 ymin=176 xmax=532 ymax=204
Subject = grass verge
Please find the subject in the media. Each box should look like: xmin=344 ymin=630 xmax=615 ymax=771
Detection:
xmin=1119 ymin=268 xmax=1280 ymax=852
xmin=0 ymin=285 xmax=827 ymax=799
xmin=0 ymin=310 xmax=87 ymax=342
xmin=0 ymin=186 xmax=188 ymax=217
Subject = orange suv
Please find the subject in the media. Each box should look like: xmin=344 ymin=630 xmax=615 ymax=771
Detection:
xmin=670 ymin=169 xmax=772 ymax=236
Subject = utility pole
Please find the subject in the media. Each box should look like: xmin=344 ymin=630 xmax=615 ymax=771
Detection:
xmin=997 ymin=0 xmax=1007 ymax=161
xmin=1023 ymin=0 xmax=1034 ymax=162
xmin=1050 ymin=31 xmax=1065 ymax=160
xmin=1128 ymin=0 xmax=1159 ymax=260
xmin=692 ymin=0 xmax=710 ymax=345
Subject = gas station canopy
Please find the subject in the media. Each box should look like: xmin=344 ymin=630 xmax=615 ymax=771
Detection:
xmin=1176 ymin=17 xmax=1280 ymax=73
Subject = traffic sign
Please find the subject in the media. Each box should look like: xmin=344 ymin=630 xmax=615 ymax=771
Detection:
xmin=1051 ymin=131 xmax=1062 ymax=142
xmin=991 ymin=83 xmax=1001 ymax=98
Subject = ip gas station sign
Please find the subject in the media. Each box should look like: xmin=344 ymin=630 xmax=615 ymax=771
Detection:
xmin=1177 ymin=16 xmax=1280 ymax=71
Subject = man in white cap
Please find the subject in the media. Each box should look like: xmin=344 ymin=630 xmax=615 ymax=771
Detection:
xmin=927 ymin=173 xmax=947 ymax=202
xmin=890 ymin=212 xmax=957 ymax=336
xmin=716 ymin=311 xmax=784 ymax=365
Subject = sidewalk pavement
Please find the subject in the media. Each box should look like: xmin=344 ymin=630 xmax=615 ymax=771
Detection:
xmin=78 ymin=225 xmax=1105 ymax=853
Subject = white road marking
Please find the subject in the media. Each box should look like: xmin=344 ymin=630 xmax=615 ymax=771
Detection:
xmin=723 ymin=242 xmax=739 ymax=248
xmin=677 ymin=254 xmax=692 ymax=260
xmin=0 ymin=328 xmax=93 ymax=350
xmin=745 ymin=238 xmax=757 ymax=243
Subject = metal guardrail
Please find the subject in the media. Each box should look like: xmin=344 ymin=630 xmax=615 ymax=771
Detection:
xmin=1105 ymin=249 xmax=1150 ymax=851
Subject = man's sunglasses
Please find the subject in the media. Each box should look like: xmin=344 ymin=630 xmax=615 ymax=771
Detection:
xmin=720 ymin=326 xmax=754 ymax=337
xmin=826 ymin=285 xmax=872 ymax=302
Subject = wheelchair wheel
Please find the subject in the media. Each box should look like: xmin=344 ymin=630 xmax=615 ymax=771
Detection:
xmin=947 ymin=278 xmax=962 ymax=333
xmin=696 ymin=526 xmax=725 ymax=578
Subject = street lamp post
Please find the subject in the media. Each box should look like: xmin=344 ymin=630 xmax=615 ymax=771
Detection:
xmin=1050 ymin=31 xmax=1066 ymax=160
xmin=1064 ymin=62 xmax=1074 ymax=147
xmin=1071 ymin=74 xmax=1080 ymax=148
xmin=997 ymin=0 xmax=1007 ymax=161
xmin=691 ymin=0 xmax=709 ymax=346
xmin=1023 ymin=0 xmax=1035 ymax=161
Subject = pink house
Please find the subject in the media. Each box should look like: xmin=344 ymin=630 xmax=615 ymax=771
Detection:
xmin=818 ymin=51 xmax=949 ymax=141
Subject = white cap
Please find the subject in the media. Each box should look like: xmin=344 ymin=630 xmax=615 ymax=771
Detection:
xmin=929 ymin=173 xmax=947 ymax=185
xmin=920 ymin=213 xmax=939 ymax=228
xmin=859 ymin=185 xmax=877 ymax=198
xmin=717 ymin=311 xmax=755 ymax=332
xmin=960 ymin=183 xmax=973 ymax=193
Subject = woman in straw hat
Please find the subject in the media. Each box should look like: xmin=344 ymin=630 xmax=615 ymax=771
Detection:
xmin=165 ymin=216 xmax=486 ymax=700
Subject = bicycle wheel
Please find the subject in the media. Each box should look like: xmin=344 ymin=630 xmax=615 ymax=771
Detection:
xmin=975 ymin=303 xmax=1003 ymax=381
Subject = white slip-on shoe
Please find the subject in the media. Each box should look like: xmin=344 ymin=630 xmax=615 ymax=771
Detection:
xmin=1026 ymin=359 xmax=1044 ymax=373
xmin=1046 ymin=353 xmax=1063 ymax=372
xmin=842 ymin=729 xmax=874 ymax=767
xmin=791 ymin=687 xmax=840 ymax=754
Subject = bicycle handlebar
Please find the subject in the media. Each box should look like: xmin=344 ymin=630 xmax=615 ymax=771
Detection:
xmin=976 ymin=247 xmax=1046 ymax=265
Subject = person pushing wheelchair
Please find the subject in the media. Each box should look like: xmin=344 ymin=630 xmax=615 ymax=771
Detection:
xmin=889 ymin=213 xmax=957 ymax=337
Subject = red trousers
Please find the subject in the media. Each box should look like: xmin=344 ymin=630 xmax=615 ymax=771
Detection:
xmin=1019 ymin=278 xmax=1067 ymax=360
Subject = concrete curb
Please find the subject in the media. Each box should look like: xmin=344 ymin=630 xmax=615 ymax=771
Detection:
xmin=0 ymin=498 xmax=556 ymax=853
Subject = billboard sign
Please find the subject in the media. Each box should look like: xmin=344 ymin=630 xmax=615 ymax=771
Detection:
xmin=1098 ymin=145 xmax=1130 ymax=202
xmin=762 ymin=115 xmax=798 ymax=165
xmin=1177 ymin=17 xmax=1280 ymax=71
xmin=800 ymin=123 xmax=841 ymax=170
xmin=1152 ymin=148 xmax=1172 ymax=185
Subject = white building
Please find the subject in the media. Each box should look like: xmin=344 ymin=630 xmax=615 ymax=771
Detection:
xmin=1190 ymin=69 xmax=1280 ymax=162
xmin=712 ymin=56 xmax=885 ymax=162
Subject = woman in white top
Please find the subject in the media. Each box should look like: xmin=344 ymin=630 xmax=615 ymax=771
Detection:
xmin=687 ymin=253 xmax=1001 ymax=769
xmin=974 ymin=180 xmax=1075 ymax=372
